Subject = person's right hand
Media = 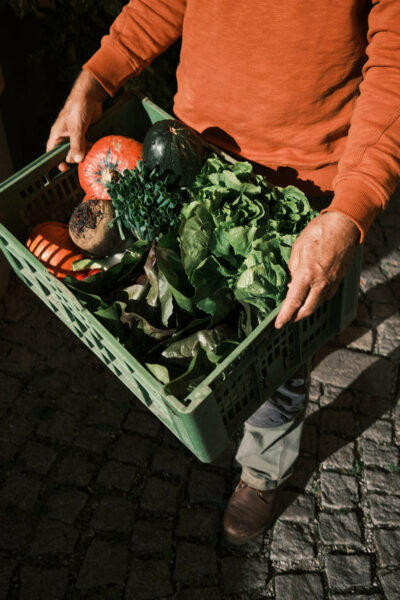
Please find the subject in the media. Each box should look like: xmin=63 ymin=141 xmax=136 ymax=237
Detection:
xmin=46 ymin=70 xmax=109 ymax=172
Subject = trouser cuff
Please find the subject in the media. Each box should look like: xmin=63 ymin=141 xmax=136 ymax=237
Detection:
xmin=241 ymin=467 xmax=280 ymax=491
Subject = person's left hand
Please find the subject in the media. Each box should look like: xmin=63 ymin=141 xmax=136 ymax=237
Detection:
xmin=275 ymin=211 xmax=360 ymax=329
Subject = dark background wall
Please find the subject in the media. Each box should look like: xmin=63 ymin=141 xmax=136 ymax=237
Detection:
xmin=0 ymin=0 xmax=179 ymax=171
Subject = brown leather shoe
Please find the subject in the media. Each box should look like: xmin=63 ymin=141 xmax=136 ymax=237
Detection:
xmin=223 ymin=480 xmax=277 ymax=545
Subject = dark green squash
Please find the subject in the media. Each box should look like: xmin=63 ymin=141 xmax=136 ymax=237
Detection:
xmin=142 ymin=119 xmax=206 ymax=186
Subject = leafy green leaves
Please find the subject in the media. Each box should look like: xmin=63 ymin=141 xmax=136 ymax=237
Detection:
xmin=65 ymin=152 xmax=318 ymax=401
xmin=107 ymin=161 xmax=187 ymax=242
xmin=178 ymin=154 xmax=318 ymax=317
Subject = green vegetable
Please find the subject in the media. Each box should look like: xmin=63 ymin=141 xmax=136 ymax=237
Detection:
xmin=142 ymin=119 xmax=207 ymax=186
xmin=65 ymin=153 xmax=318 ymax=400
xmin=179 ymin=154 xmax=318 ymax=315
xmin=107 ymin=161 xmax=186 ymax=242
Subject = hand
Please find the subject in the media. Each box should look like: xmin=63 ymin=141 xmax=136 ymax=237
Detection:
xmin=46 ymin=70 xmax=109 ymax=172
xmin=275 ymin=211 xmax=360 ymax=329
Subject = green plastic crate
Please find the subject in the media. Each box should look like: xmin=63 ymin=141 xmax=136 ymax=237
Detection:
xmin=0 ymin=93 xmax=362 ymax=462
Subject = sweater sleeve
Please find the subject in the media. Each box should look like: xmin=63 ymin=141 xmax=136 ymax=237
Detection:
xmin=83 ymin=0 xmax=187 ymax=97
xmin=323 ymin=0 xmax=400 ymax=241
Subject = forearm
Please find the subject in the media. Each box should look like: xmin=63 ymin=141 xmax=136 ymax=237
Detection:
xmin=70 ymin=70 xmax=109 ymax=104
xmin=83 ymin=0 xmax=187 ymax=97
xmin=323 ymin=0 xmax=400 ymax=241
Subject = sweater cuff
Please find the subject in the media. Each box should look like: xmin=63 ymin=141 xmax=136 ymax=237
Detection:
xmin=83 ymin=44 xmax=140 ymax=97
xmin=321 ymin=178 xmax=383 ymax=243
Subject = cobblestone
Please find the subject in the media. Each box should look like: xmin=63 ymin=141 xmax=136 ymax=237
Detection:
xmin=176 ymin=507 xmax=219 ymax=541
xmin=360 ymin=438 xmax=399 ymax=469
xmin=188 ymin=469 xmax=226 ymax=505
xmin=0 ymin=474 xmax=41 ymax=512
xmin=96 ymin=460 xmax=137 ymax=491
xmin=74 ymin=426 xmax=112 ymax=453
xmin=55 ymin=449 xmax=97 ymax=486
xmin=19 ymin=567 xmax=68 ymax=600
xmin=325 ymin=554 xmax=372 ymax=592
xmin=301 ymin=423 xmax=318 ymax=455
xmin=0 ymin=559 xmax=16 ymax=599
xmin=279 ymin=492 xmax=316 ymax=522
xmin=0 ymin=415 xmax=35 ymax=444
xmin=321 ymin=409 xmax=356 ymax=438
xmin=374 ymin=528 xmax=400 ymax=568
xmin=376 ymin=314 xmax=400 ymax=357
xmin=131 ymin=517 xmax=173 ymax=555
xmin=275 ymin=573 xmax=324 ymax=599
xmin=221 ymin=556 xmax=268 ymax=594
xmin=30 ymin=519 xmax=79 ymax=556
xmin=0 ymin=372 xmax=20 ymax=403
xmin=331 ymin=595 xmax=383 ymax=600
xmin=313 ymin=350 xmax=394 ymax=398
xmin=364 ymin=469 xmax=400 ymax=495
xmin=360 ymin=418 xmax=393 ymax=443
xmin=175 ymin=542 xmax=217 ymax=586
xmin=76 ymin=539 xmax=129 ymax=589
xmin=319 ymin=435 xmax=355 ymax=471
xmin=124 ymin=410 xmax=161 ymax=439
xmin=152 ymin=446 xmax=191 ymax=478
xmin=318 ymin=511 xmax=363 ymax=548
xmin=19 ymin=441 xmax=57 ymax=474
xmin=320 ymin=471 xmax=359 ymax=509
xmin=378 ymin=568 xmax=400 ymax=599
xmin=0 ymin=441 xmax=18 ymax=466
xmin=110 ymin=433 xmax=153 ymax=466
xmin=126 ymin=559 xmax=173 ymax=599
xmin=140 ymin=477 xmax=180 ymax=514
xmin=270 ymin=521 xmax=316 ymax=565
xmin=368 ymin=494 xmax=400 ymax=526
xmin=337 ymin=325 xmax=374 ymax=353
xmin=90 ymin=495 xmax=135 ymax=533
xmin=46 ymin=489 xmax=88 ymax=524
xmin=0 ymin=509 xmax=33 ymax=551
xmin=85 ymin=398 xmax=127 ymax=428
xmin=175 ymin=588 xmax=222 ymax=600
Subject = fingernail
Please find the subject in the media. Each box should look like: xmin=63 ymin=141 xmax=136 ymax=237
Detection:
xmin=74 ymin=153 xmax=83 ymax=162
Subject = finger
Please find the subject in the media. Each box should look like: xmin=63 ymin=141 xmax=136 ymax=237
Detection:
xmin=46 ymin=130 xmax=68 ymax=153
xmin=66 ymin=122 xmax=86 ymax=164
xmin=275 ymin=277 xmax=310 ymax=329
xmin=293 ymin=283 xmax=327 ymax=322
xmin=63 ymin=136 xmax=93 ymax=171
xmin=58 ymin=161 xmax=70 ymax=172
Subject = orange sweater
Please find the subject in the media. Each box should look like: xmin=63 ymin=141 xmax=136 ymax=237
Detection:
xmin=84 ymin=0 xmax=400 ymax=240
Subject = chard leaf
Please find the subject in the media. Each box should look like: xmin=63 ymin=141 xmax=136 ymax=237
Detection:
xmin=145 ymin=363 xmax=171 ymax=384
xmin=158 ymin=269 xmax=174 ymax=327
xmin=155 ymin=246 xmax=195 ymax=314
xmin=190 ymin=255 xmax=229 ymax=315
xmin=179 ymin=204 xmax=214 ymax=275
xmin=164 ymin=348 xmax=212 ymax=398
xmin=94 ymin=303 xmax=126 ymax=341
xmin=144 ymin=243 xmax=158 ymax=307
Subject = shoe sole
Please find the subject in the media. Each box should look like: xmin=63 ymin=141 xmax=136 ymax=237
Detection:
xmin=223 ymin=508 xmax=277 ymax=546
xmin=223 ymin=524 xmax=270 ymax=546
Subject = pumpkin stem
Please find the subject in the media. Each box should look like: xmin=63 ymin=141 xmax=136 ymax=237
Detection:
xmin=102 ymin=169 xmax=120 ymax=184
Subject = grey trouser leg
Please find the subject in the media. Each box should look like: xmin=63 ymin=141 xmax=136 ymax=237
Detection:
xmin=235 ymin=365 xmax=308 ymax=491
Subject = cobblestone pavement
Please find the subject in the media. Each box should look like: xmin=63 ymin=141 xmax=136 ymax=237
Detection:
xmin=0 ymin=194 xmax=399 ymax=600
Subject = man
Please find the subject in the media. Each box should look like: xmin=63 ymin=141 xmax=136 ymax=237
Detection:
xmin=47 ymin=0 xmax=400 ymax=545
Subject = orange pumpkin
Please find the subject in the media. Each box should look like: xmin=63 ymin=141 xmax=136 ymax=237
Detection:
xmin=26 ymin=222 xmax=89 ymax=279
xmin=78 ymin=135 xmax=142 ymax=200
